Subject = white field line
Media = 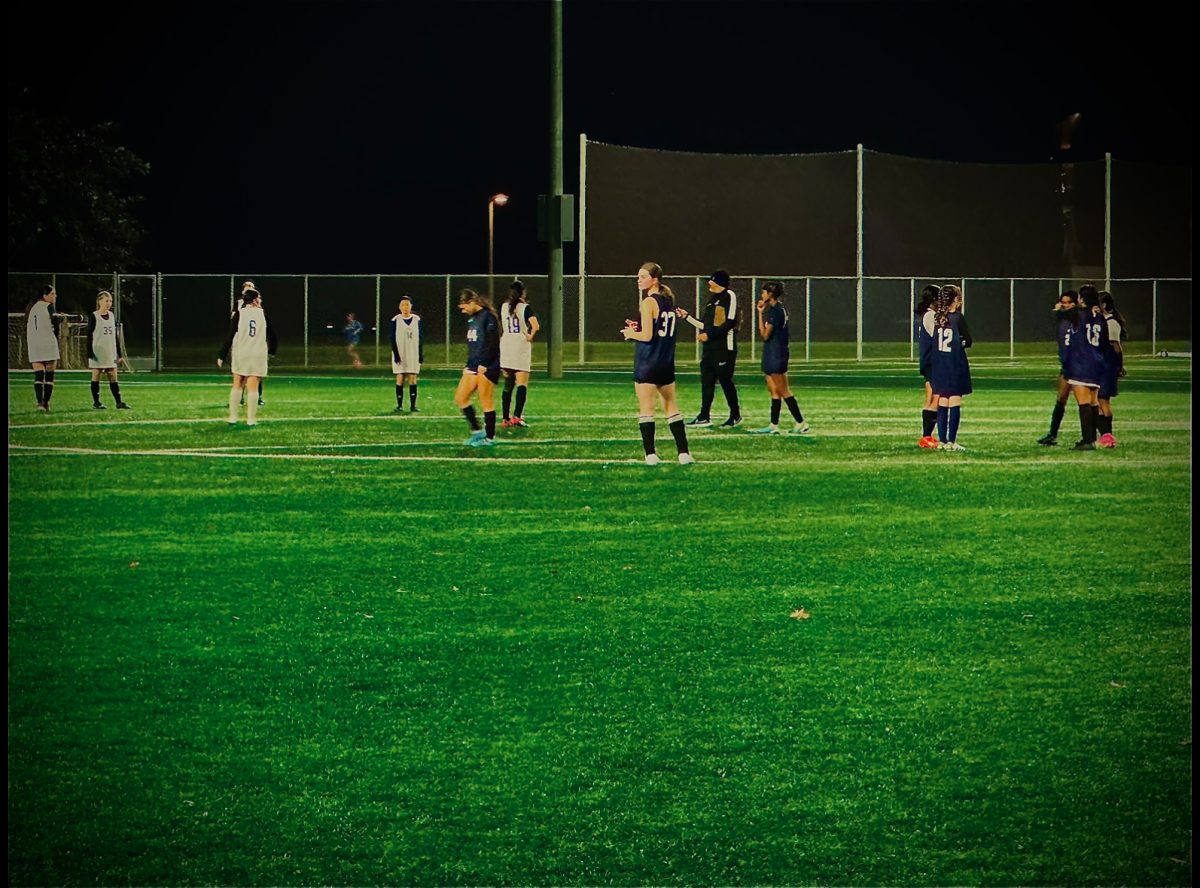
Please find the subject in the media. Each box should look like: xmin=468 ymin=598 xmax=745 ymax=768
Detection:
xmin=8 ymin=444 xmax=1192 ymax=468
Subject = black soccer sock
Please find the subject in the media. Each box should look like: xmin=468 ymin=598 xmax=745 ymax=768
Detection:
xmin=43 ymin=370 xmax=54 ymax=406
xmin=1049 ymin=402 xmax=1066 ymax=438
xmin=667 ymin=412 xmax=689 ymax=455
xmin=1098 ymin=414 xmax=1112 ymax=436
xmin=409 ymin=384 xmax=418 ymax=410
xmin=34 ymin=370 xmax=45 ymax=405
xmin=1078 ymin=404 xmax=1094 ymax=443
xmin=515 ymin=385 xmax=527 ymax=418
xmin=109 ymin=381 xmax=122 ymax=404
xmin=502 ymin=375 xmax=515 ymax=419
xmin=639 ymin=417 xmax=656 ymax=456
xmin=91 ymin=381 xmax=102 ymax=405
xmin=1091 ymin=405 xmax=1100 ymax=440
xmin=948 ymin=406 xmax=961 ymax=442
xmin=937 ymin=405 xmax=949 ymax=442
xmin=922 ymin=409 xmax=937 ymax=437
xmin=485 ymin=410 xmax=496 ymax=439
xmin=719 ymin=374 xmax=740 ymax=419
xmin=463 ymin=405 xmax=480 ymax=431
xmin=784 ymin=395 xmax=804 ymax=424
xmin=396 ymin=384 xmax=405 ymax=407
xmin=257 ymin=379 xmax=264 ymax=398
xmin=770 ymin=398 xmax=782 ymax=426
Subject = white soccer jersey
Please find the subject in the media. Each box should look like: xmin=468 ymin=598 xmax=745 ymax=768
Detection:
xmin=391 ymin=313 xmax=422 ymax=375
xmin=89 ymin=311 xmax=119 ymax=369
xmin=26 ymin=301 xmax=60 ymax=363
xmin=231 ymin=304 xmax=269 ymax=378
xmin=500 ymin=301 xmax=534 ymax=372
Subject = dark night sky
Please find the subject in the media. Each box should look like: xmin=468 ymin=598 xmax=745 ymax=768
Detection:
xmin=8 ymin=0 xmax=1192 ymax=273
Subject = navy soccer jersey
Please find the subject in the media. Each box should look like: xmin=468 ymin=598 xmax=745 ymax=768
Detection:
xmin=466 ymin=309 xmax=500 ymax=371
xmin=1063 ymin=310 xmax=1107 ymax=386
xmin=1055 ymin=311 xmax=1074 ymax=371
xmin=917 ymin=308 xmax=934 ymax=379
xmin=929 ymin=311 xmax=972 ymax=397
xmin=761 ymin=302 xmax=790 ymax=375
xmin=633 ymin=293 xmax=677 ymax=385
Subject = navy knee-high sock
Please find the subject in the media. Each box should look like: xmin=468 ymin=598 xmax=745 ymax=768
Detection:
xmin=937 ymin=405 xmax=949 ymax=442
xmin=409 ymin=384 xmax=418 ymax=410
xmin=396 ymin=384 xmax=404 ymax=407
xmin=91 ymin=380 xmax=102 ymax=404
xmin=948 ymin=406 xmax=961 ymax=442
xmin=639 ymin=417 xmax=656 ymax=455
xmin=667 ymin=412 xmax=689 ymax=455
xmin=502 ymin=376 xmax=515 ymax=420
xmin=515 ymin=385 xmax=527 ymax=418
xmin=463 ymin=405 xmax=480 ymax=431
xmin=784 ymin=395 xmax=804 ymax=423
xmin=770 ymin=398 xmax=781 ymax=426
xmin=109 ymin=381 xmax=122 ymax=404
xmin=43 ymin=370 xmax=55 ymax=405
xmin=485 ymin=410 xmax=496 ymax=439
xmin=1049 ymin=402 xmax=1066 ymax=437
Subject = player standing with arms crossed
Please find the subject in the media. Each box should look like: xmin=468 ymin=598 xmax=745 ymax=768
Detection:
xmin=87 ymin=290 xmax=131 ymax=409
xmin=390 ymin=295 xmax=424 ymax=413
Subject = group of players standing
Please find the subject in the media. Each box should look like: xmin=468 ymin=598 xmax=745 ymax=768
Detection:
xmin=23 ymin=271 xmax=1129 ymax=459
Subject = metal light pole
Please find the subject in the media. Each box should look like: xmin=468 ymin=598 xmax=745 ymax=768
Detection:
xmin=488 ymin=193 xmax=508 ymax=298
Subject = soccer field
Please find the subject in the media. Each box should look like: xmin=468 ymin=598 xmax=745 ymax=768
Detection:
xmin=8 ymin=358 xmax=1192 ymax=886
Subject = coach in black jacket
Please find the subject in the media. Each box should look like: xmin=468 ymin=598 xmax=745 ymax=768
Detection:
xmin=678 ymin=269 xmax=742 ymax=428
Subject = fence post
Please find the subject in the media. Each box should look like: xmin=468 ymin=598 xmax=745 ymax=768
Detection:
xmin=909 ymin=279 xmax=915 ymax=362
xmin=1151 ymin=280 xmax=1158 ymax=356
xmin=445 ymin=275 xmax=451 ymax=367
xmin=805 ymin=278 xmax=811 ymax=363
xmin=303 ymin=275 xmax=309 ymax=368
xmin=229 ymin=275 xmax=235 ymax=314
xmin=1104 ymin=153 xmax=1112 ymax=290
xmin=1009 ymin=278 xmax=1015 ymax=360
xmin=375 ymin=274 xmax=381 ymax=368
xmin=750 ymin=277 xmax=757 ymax=364
xmin=578 ymin=133 xmax=588 ymax=367
xmin=155 ymin=272 xmax=163 ymax=371
xmin=856 ymin=143 xmax=864 ymax=362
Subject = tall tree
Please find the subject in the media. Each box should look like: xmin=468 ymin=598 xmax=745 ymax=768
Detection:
xmin=8 ymin=102 xmax=150 ymax=271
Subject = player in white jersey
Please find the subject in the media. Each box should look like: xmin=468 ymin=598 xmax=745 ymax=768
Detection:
xmin=26 ymin=284 xmax=60 ymax=412
xmin=389 ymin=295 xmax=424 ymax=413
xmin=499 ymin=280 xmax=540 ymax=427
xmin=238 ymin=281 xmax=266 ymax=407
xmin=87 ymin=290 xmax=131 ymax=409
xmin=217 ymin=287 xmax=277 ymax=426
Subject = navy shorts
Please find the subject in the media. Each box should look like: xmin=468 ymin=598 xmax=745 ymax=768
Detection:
xmin=634 ymin=366 xmax=676 ymax=386
xmin=466 ymin=363 xmax=500 ymax=384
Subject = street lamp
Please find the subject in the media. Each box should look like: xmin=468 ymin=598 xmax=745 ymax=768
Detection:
xmin=488 ymin=193 xmax=509 ymax=296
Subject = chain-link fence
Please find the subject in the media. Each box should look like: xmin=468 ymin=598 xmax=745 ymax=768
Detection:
xmin=7 ymin=272 xmax=1191 ymax=370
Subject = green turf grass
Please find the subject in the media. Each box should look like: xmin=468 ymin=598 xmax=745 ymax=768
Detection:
xmin=8 ymin=357 xmax=1191 ymax=885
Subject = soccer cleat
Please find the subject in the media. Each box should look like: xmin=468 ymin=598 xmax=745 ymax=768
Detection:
xmin=409 ymin=407 xmax=420 ymax=413
xmin=246 ymin=421 xmax=257 ymax=427
xmin=1097 ymin=433 xmax=1117 ymax=449
xmin=511 ymin=417 xmax=529 ymax=428
xmin=37 ymin=403 xmax=49 ymax=413
xmin=1037 ymin=434 xmax=1058 ymax=446
xmin=747 ymin=425 xmax=780 ymax=435
xmin=644 ymin=453 xmax=661 ymax=466
xmin=941 ymin=441 xmax=966 ymax=452
xmin=918 ymin=435 xmax=938 ymax=449
xmin=1073 ymin=440 xmax=1095 ymax=451
xmin=678 ymin=452 xmax=696 ymax=465
xmin=686 ymin=417 xmax=712 ymax=427
xmin=719 ymin=417 xmax=742 ymax=428
xmin=501 ymin=418 xmax=514 ymax=428
xmin=394 ymin=405 xmax=405 ymax=413
xmin=257 ymin=399 xmax=264 ymax=407
xmin=468 ymin=436 xmax=494 ymax=448
xmin=116 ymin=402 xmax=131 ymax=410
xmin=93 ymin=402 xmax=107 ymax=410
xmin=465 ymin=429 xmax=487 ymax=445
xmin=790 ymin=422 xmax=812 ymax=435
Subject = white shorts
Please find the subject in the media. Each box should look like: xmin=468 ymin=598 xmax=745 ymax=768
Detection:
xmin=233 ymin=354 xmax=268 ymax=378
xmin=28 ymin=338 xmax=60 ymax=364
xmin=391 ymin=358 xmax=421 ymax=376
xmin=1066 ymin=379 xmax=1099 ymax=389
xmin=88 ymin=358 xmax=117 ymax=370
xmin=500 ymin=338 xmax=532 ymax=373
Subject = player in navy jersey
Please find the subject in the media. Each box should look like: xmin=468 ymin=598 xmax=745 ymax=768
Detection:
xmin=620 ymin=262 xmax=693 ymax=465
xmin=1061 ymin=284 xmax=1108 ymax=450
xmin=915 ymin=284 xmax=940 ymax=447
xmin=927 ymin=284 xmax=972 ymax=451
xmin=1096 ymin=291 xmax=1127 ymax=447
xmin=747 ymin=281 xmax=810 ymax=436
xmin=1037 ymin=289 xmax=1078 ymax=446
xmin=454 ymin=288 xmax=501 ymax=447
